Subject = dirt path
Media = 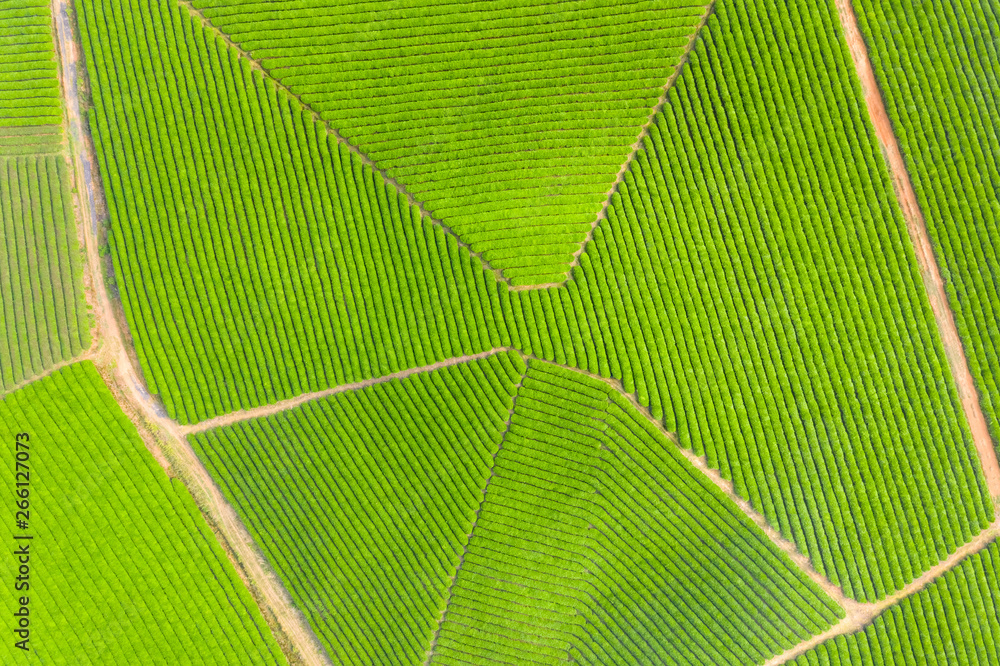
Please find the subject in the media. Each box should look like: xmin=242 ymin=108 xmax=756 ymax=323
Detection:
xmin=834 ymin=0 xmax=1000 ymax=498
xmin=51 ymin=2 xmax=331 ymax=664
xmin=0 ymin=349 xmax=96 ymax=399
xmin=765 ymin=518 xmax=999 ymax=664
xmin=758 ymin=2 xmax=1000 ymax=659
xmin=182 ymin=347 xmax=513 ymax=435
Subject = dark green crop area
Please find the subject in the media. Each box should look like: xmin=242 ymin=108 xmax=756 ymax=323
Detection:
xmin=0 ymin=362 xmax=287 ymax=664
xmin=77 ymin=0 xmax=995 ymax=610
xmin=854 ymin=0 xmax=1000 ymax=453
xmin=192 ymin=353 xmax=842 ymax=665
xmin=0 ymin=155 xmax=89 ymax=392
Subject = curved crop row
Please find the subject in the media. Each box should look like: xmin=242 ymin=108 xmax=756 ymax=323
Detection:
xmin=434 ymin=358 xmax=841 ymax=665
xmin=790 ymin=541 xmax=1000 ymax=664
xmin=0 ymin=155 xmax=89 ymax=392
xmin=512 ymin=0 xmax=993 ymax=601
xmin=192 ymin=354 xmax=841 ymax=665
xmin=189 ymin=0 xmax=711 ymax=284
xmin=78 ymin=0 xmax=511 ymax=424
xmin=192 ymin=352 xmax=525 ymax=665
xmin=0 ymin=362 xmax=286 ymax=664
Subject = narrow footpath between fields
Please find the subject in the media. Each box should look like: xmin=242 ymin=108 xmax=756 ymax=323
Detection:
xmin=51 ymin=1 xmax=332 ymax=664
xmin=765 ymin=518 xmax=1000 ymax=665
xmin=180 ymin=348 xmax=512 ymax=436
xmin=764 ymin=0 xmax=1000 ymax=659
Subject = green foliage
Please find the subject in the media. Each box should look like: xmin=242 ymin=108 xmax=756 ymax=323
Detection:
xmin=0 ymin=156 xmax=90 ymax=392
xmin=790 ymin=541 xmax=1000 ymax=665
xmin=854 ymin=0 xmax=1000 ymax=453
xmin=78 ymin=0 xmax=511 ymax=424
xmin=193 ymin=354 xmax=841 ymax=664
xmin=189 ymin=0 xmax=709 ymax=284
xmin=192 ymin=352 xmax=526 ymax=665
xmin=513 ymin=0 xmax=994 ymax=602
xmin=0 ymin=0 xmax=63 ymax=145
xmin=0 ymin=361 xmax=287 ymax=664
xmin=78 ymin=0 xmax=994 ymax=605
xmin=436 ymin=359 xmax=841 ymax=665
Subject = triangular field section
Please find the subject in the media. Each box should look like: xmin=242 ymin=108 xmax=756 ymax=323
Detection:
xmin=190 ymin=0 xmax=712 ymax=285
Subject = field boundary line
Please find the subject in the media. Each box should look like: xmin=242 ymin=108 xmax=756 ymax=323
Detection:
xmin=180 ymin=347 xmax=514 ymax=434
xmin=0 ymin=347 xmax=96 ymax=399
xmin=531 ymin=354 xmax=1000 ymax=661
xmin=54 ymin=2 xmax=332 ymax=663
xmin=179 ymin=0 xmax=716 ymax=292
xmin=176 ymin=0 xmax=509 ymax=286
xmin=424 ymin=363 xmax=528 ymax=664
xmin=764 ymin=519 xmax=999 ymax=665
xmin=833 ymin=0 xmax=1000 ymax=498
xmin=514 ymin=0 xmax=716 ymax=292
xmin=526 ymin=356 xmax=858 ymax=610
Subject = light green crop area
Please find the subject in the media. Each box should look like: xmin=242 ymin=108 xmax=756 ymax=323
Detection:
xmin=77 ymin=0 xmax=995 ymax=611
xmin=0 ymin=0 xmax=62 ymax=154
xmin=191 ymin=0 xmax=710 ymax=285
xmin=1 ymin=155 xmax=89 ymax=392
xmin=0 ymin=361 xmax=288 ymax=664
xmin=193 ymin=353 xmax=842 ymax=664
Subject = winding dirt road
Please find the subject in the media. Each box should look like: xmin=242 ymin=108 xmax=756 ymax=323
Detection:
xmin=51 ymin=1 xmax=331 ymax=663
xmin=756 ymin=0 xmax=1000 ymax=660
xmin=834 ymin=0 xmax=1000 ymax=498
xmin=765 ymin=517 xmax=999 ymax=665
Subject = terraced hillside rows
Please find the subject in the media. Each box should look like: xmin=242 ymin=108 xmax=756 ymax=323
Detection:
xmin=190 ymin=0 xmax=711 ymax=285
xmin=192 ymin=354 xmax=842 ymax=665
xmin=853 ymin=0 xmax=1000 ymax=451
xmin=0 ymin=0 xmax=63 ymax=154
xmin=1 ymin=155 xmax=89 ymax=391
xmin=0 ymin=362 xmax=287 ymax=664
xmin=790 ymin=541 xmax=1000 ymax=664
xmin=78 ymin=0 xmax=995 ymax=607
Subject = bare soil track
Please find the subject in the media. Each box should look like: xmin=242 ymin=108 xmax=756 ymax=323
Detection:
xmin=181 ymin=347 xmax=512 ymax=435
xmin=51 ymin=1 xmax=331 ymax=663
xmin=765 ymin=519 xmax=1000 ymax=665
xmin=758 ymin=1 xmax=1000 ymax=660
xmin=834 ymin=0 xmax=1000 ymax=498
xmin=42 ymin=0 xmax=1000 ymax=661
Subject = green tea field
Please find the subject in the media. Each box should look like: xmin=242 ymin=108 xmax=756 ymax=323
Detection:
xmin=1 ymin=0 xmax=998 ymax=663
